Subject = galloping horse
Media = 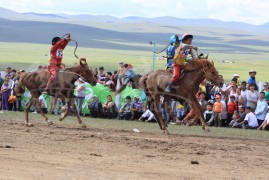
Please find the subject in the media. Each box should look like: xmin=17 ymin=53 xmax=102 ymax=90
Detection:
xmin=16 ymin=58 xmax=97 ymax=128
xmin=140 ymin=59 xmax=223 ymax=133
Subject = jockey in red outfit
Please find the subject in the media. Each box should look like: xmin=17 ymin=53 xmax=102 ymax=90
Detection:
xmin=43 ymin=34 xmax=71 ymax=93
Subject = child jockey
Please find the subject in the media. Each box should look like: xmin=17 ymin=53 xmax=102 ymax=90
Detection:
xmin=165 ymin=33 xmax=201 ymax=93
xmin=166 ymin=35 xmax=180 ymax=69
xmin=43 ymin=34 xmax=71 ymax=94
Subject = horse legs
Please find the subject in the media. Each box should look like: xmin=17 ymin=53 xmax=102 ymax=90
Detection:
xmin=36 ymin=99 xmax=53 ymax=125
xmin=25 ymin=98 xmax=34 ymax=127
xmin=190 ymin=97 xmax=209 ymax=132
xmin=59 ymin=98 xmax=70 ymax=121
xmin=153 ymin=95 xmax=169 ymax=134
xmin=71 ymin=98 xmax=86 ymax=128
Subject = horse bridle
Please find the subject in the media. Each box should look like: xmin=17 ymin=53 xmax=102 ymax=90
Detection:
xmin=202 ymin=67 xmax=220 ymax=85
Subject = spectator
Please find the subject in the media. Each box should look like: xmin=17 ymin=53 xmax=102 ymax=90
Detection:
xmin=61 ymin=104 xmax=74 ymax=116
xmin=240 ymin=106 xmax=259 ymax=129
xmin=254 ymin=92 xmax=268 ymax=126
xmin=176 ymin=102 xmax=185 ymax=121
xmin=139 ymin=108 xmax=156 ymax=122
xmin=124 ymin=64 xmax=135 ymax=85
xmin=97 ymin=66 xmax=106 ymax=83
xmin=38 ymin=65 xmax=43 ymax=70
xmin=1 ymin=79 xmax=10 ymax=111
xmin=198 ymin=91 xmax=207 ymax=113
xmin=257 ymin=107 xmax=269 ymax=130
xmin=116 ymin=62 xmax=126 ymax=85
xmin=246 ymin=84 xmax=259 ymax=110
xmin=119 ymin=96 xmax=133 ymax=120
xmin=10 ymin=72 xmax=22 ymax=111
xmin=240 ymin=81 xmax=248 ymax=107
xmin=103 ymin=72 xmax=116 ymax=91
xmin=248 ymin=70 xmax=257 ymax=90
xmin=39 ymin=95 xmax=48 ymax=114
xmin=75 ymin=78 xmax=86 ymax=116
xmin=225 ymin=95 xmax=237 ymax=126
xmin=204 ymin=102 xmax=214 ymax=126
xmin=228 ymin=84 xmax=238 ymax=103
xmin=88 ymin=95 xmax=103 ymax=118
xmin=103 ymin=95 xmax=118 ymax=119
xmin=261 ymin=82 xmax=269 ymax=105
xmin=228 ymin=110 xmax=239 ymax=127
xmin=231 ymin=105 xmax=246 ymax=128
xmin=232 ymin=74 xmax=240 ymax=87
xmin=235 ymin=88 xmax=244 ymax=106
xmin=131 ymin=95 xmax=144 ymax=120
xmin=0 ymin=73 xmax=4 ymax=110
xmin=213 ymin=94 xmax=223 ymax=127
xmin=111 ymin=70 xmax=118 ymax=91
xmin=6 ymin=67 xmax=12 ymax=77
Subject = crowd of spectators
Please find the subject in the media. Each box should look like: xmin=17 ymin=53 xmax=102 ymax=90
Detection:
xmin=1 ymin=64 xmax=269 ymax=131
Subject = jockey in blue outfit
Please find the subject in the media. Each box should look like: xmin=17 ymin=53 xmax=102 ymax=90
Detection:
xmin=166 ymin=35 xmax=180 ymax=69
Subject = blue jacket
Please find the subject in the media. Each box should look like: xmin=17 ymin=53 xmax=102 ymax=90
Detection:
xmin=248 ymin=76 xmax=256 ymax=85
xmin=125 ymin=69 xmax=135 ymax=79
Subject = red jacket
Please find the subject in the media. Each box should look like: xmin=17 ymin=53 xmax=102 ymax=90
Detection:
xmin=50 ymin=39 xmax=69 ymax=67
xmin=227 ymin=101 xmax=237 ymax=114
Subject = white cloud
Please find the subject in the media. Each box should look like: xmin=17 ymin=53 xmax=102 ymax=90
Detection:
xmin=0 ymin=0 xmax=268 ymax=25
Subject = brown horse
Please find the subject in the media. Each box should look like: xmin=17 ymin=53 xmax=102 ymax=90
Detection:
xmin=140 ymin=59 xmax=223 ymax=133
xmin=16 ymin=58 xmax=97 ymax=128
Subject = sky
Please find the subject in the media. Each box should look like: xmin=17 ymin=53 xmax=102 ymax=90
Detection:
xmin=0 ymin=0 xmax=268 ymax=25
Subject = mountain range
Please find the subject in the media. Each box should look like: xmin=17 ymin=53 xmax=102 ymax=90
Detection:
xmin=0 ymin=7 xmax=268 ymax=53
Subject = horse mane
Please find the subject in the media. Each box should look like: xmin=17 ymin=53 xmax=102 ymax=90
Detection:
xmin=183 ymin=59 xmax=214 ymax=72
xmin=64 ymin=64 xmax=81 ymax=72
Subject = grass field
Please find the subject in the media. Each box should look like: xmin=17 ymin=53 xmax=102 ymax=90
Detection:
xmin=3 ymin=111 xmax=269 ymax=141
xmin=0 ymin=42 xmax=269 ymax=82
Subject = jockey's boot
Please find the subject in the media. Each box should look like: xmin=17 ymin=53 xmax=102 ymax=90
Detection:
xmin=165 ymin=81 xmax=175 ymax=93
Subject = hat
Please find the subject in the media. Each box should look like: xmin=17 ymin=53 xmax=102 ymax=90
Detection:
xmin=233 ymin=74 xmax=239 ymax=77
xmin=7 ymin=67 xmax=11 ymax=69
xmin=215 ymin=94 xmax=221 ymax=99
xmin=249 ymin=70 xmax=257 ymax=74
xmin=127 ymin=64 xmax=133 ymax=68
xmin=181 ymin=33 xmax=193 ymax=41
xmin=93 ymin=95 xmax=97 ymax=98
xmin=119 ymin=62 xmax=124 ymax=64
xmin=230 ymin=95 xmax=235 ymax=98
xmin=134 ymin=95 xmax=139 ymax=98
xmin=20 ymin=69 xmax=25 ymax=72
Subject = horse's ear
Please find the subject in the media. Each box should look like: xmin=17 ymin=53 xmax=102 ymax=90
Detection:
xmin=211 ymin=60 xmax=214 ymax=65
xmin=80 ymin=58 xmax=87 ymax=66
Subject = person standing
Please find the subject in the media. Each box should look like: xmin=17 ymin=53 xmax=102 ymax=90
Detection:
xmin=261 ymin=82 xmax=269 ymax=105
xmin=246 ymin=84 xmax=259 ymax=110
xmin=75 ymin=78 xmax=86 ymax=116
xmin=213 ymin=94 xmax=223 ymax=127
xmin=255 ymin=92 xmax=268 ymax=126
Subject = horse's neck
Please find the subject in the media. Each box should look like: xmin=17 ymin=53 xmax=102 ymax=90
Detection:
xmin=185 ymin=67 xmax=206 ymax=85
xmin=63 ymin=66 xmax=80 ymax=84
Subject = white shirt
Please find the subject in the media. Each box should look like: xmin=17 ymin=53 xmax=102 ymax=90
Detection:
xmin=264 ymin=113 xmax=269 ymax=123
xmin=39 ymin=95 xmax=47 ymax=108
xmin=244 ymin=112 xmax=259 ymax=127
xmin=241 ymin=89 xmax=248 ymax=107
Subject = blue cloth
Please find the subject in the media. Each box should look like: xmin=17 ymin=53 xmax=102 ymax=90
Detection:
xmin=166 ymin=45 xmax=176 ymax=67
xmin=125 ymin=69 xmax=135 ymax=79
xmin=255 ymin=99 xmax=268 ymax=120
xmin=248 ymin=77 xmax=256 ymax=85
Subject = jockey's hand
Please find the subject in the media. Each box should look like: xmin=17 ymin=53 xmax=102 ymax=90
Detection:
xmin=66 ymin=33 xmax=71 ymax=41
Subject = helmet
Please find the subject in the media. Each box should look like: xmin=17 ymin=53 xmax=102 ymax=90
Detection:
xmin=52 ymin=36 xmax=61 ymax=45
xmin=169 ymin=35 xmax=181 ymax=45
xmin=182 ymin=33 xmax=193 ymax=41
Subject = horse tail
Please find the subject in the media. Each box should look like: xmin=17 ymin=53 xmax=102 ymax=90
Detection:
xmin=114 ymin=84 xmax=127 ymax=96
xmin=16 ymin=72 xmax=28 ymax=95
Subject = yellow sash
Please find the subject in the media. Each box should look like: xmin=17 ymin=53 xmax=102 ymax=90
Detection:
xmin=173 ymin=47 xmax=185 ymax=65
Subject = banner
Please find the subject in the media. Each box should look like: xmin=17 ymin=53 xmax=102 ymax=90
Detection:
xmin=21 ymin=83 xmax=146 ymax=114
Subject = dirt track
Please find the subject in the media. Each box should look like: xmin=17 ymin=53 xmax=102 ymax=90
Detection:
xmin=0 ymin=118 xmax=269 ymax=180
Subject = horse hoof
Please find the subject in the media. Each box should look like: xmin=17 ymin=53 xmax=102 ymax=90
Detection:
xmin=59 ymin=117 xmax=63 ymax=121
xmin=81 ymin=124 xmax=87 ymax=129
xmin=202 ymin=126 xmax=210 ymax=132
xmin=47 ymin=120 xmax=53 ymax=125
xmin=26 ymin=123 xmax=34 ymax=127
xmin=163 ymin=129 xmax=170 ymax=135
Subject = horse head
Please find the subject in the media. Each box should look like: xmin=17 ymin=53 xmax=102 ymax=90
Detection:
xmin=79 ymin=58 xmax=97 ymax=86
xmin=203 ymin=60 xmax=223 ymax=87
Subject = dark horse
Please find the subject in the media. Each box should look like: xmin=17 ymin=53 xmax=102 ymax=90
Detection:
xmin=16 ymin=58 xmax=97 ymax=128
xmin=139 ymin=59 xmax=223 ymax=133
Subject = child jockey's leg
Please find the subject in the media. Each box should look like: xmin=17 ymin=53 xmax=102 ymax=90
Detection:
xmin=165 ymin=64 xmax=180 ymax=93
xmin=43 ymin=66 xmax=57 ymax=94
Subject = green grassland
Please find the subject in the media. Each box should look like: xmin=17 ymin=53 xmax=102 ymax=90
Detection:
xmin=2 ymin=111 xmax=269 ymax=141
xmin=0 ymin=42 xmax=269 ymax=82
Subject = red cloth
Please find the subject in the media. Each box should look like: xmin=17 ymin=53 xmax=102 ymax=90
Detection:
xmin=227 ymin=101 xmax=237 ymax=114
xmin=49 ymin=39 xmax=69 ymax=67
xmin=171 ymin=63 xmax=181 ymax=83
